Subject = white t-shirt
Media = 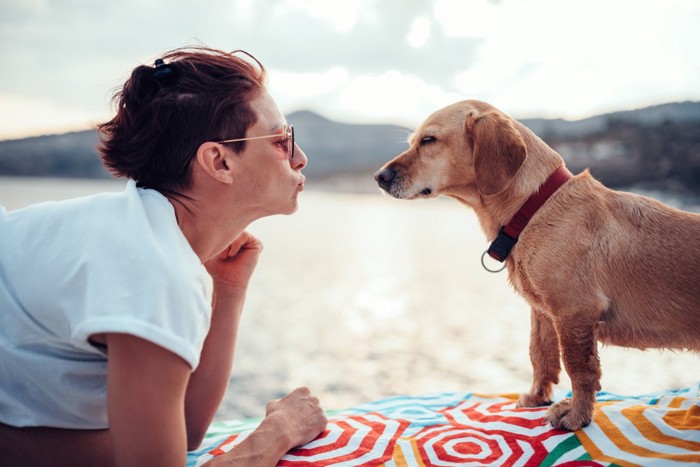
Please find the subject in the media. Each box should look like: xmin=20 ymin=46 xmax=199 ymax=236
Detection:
xmin=0 ymin=180 xmax=213 ymax=428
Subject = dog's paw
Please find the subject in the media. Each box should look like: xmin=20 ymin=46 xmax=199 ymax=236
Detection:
xmin=544 ymin=399 xmax=592 ymax=431
xmin=516 ymin=393 xmax=553 ymax=408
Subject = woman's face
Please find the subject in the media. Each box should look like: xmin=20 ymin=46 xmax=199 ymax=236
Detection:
xmin=234 ymin=90 xmax=307 ymax=217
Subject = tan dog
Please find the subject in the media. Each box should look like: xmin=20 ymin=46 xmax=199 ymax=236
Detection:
xmin=374 ymin=99 xmax=700 ymax=431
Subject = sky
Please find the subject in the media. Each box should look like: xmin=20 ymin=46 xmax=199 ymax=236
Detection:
xmin=1 ymin=0 xmax=699 ymax=140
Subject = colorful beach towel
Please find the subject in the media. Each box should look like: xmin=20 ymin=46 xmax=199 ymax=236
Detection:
xmin=188 ymin=384 xmax=700 ymax=466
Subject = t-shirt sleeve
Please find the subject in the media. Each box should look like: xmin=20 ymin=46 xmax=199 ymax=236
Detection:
xmin=70 ymin=262 xmax=212 ymax=370
xmin=65 ymin=185 xmax=213 ymax=370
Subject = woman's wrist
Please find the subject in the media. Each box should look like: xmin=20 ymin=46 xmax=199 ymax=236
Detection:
xmin=259 ymin=412 xmax=298 ymax=452
xmin=211 ymin=282 xmax=249 ymax=314
xmin=212 ymin=280 xmax=250 ymax=296
xmin=209 ymin=283 xmax=247 ymax=322
xmin=205 ymin=416 xmax=291 ymax=466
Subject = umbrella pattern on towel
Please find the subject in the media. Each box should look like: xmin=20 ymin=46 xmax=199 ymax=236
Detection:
xmin=189 ymin=384 xmax=700 ymax=466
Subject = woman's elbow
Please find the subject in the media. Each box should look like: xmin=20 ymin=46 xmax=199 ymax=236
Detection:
xmin=187 ymin=424 xmax=208 ymax=452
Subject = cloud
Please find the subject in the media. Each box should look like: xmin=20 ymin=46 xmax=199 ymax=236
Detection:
xmin=335 ymin=70 xmax=463 ymax=126
xmin=0 ymin=93 xmax=106 ymax=137
xmin=447 ymin=0 xmax=700 ymax=118
xmin=0 ymin=0 xmax=699 ymax=139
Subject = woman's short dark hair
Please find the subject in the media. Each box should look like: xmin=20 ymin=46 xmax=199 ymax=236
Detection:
xmin=97 ymin=46 xmax=267 ymax=193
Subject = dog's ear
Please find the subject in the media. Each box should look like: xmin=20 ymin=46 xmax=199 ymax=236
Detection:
xmin=466 ymin=110 xmax=527 ymax=196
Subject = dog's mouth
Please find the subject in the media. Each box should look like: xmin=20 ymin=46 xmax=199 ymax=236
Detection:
xmin=374 ymin=167 xmax=436 ymax=199
xmin=382 ymin=184 xmax=434 ymax=200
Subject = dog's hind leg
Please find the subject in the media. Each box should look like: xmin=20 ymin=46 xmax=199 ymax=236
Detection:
xmin=545 ymin=317 xmax=602 ymax=431
xmin=517 ymin=308 xmax=561 ymax=408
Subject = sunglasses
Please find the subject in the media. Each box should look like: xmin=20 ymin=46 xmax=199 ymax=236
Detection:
xmin=217 ymin=124 xmax=295 ymax=160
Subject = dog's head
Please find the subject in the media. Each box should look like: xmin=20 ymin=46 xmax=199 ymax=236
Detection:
xmin=374 ymin=100 xmax=527 ymax=202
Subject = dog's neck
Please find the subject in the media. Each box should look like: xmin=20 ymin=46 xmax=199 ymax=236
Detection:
xmin=485 ymin=165 xmax=572 ymax=262
xmin=445 ymin=123 xmax=570 ymax=244
xmin=480 ymin=126 xmax=567 ymax=237
xmin=473 ymin=174 xmax=564 ymax=238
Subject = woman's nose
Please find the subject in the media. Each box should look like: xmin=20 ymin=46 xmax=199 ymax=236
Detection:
xmin=292 ymin=145 xmax=307 ymax=171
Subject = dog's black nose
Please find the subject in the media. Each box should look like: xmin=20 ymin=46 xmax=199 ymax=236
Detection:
xmin=375 ymin=167 xmax=396 ymax=189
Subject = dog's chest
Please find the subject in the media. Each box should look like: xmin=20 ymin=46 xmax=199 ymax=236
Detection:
xmin=507 ymin=264 xmax=546 ymax=310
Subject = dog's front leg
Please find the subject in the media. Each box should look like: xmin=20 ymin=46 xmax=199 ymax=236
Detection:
xmin=545 ymin=319 xmax=602 ymax=431
xmin=517 ymin=307 xmax=561 ymax=408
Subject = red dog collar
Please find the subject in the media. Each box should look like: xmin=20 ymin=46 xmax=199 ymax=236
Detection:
xmin=483 ymin=166 xmax=573 ymax=270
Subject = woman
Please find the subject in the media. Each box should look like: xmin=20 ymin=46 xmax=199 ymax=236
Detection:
xmin=0 ymin=46 xmax=327 ymax=466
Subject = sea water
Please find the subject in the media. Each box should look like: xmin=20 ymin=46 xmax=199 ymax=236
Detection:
xmin=1 ymin=176 xmax=698 ymax=420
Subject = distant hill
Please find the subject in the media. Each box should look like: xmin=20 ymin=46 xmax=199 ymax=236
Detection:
xmin=520 ymin=101 xmax=700 ymax=139
xmin=0 ymin=130 xmax=104 ymax=179
xmin=1 ymin=102 xmax=699 ymax=195
xmin=285 ymin=110 xmax=410 ymax=176
xmin=519 ymin=101 xmax=700 ymax=193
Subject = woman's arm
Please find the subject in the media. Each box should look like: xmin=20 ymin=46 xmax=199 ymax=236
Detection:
xmin=204 ymin=387 xmax=328 ymax=467
xmin=107 ymin=331 xmax=326 ymax=467
xmin=184 ymin=231 xmax=263 ymax=448
xmin=106 ymin=332 xmax=191 ymax=467
xmin=184 ymin=284 xmax=246 ymax=449
xmin=188 ymin=232 xmax=328 ymax=464
xmin=2 ymin=336 xmax=326 ymax=467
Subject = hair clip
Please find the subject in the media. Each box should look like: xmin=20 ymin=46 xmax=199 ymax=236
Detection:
xmin=153 ymin=58 xmax=177 ymax=84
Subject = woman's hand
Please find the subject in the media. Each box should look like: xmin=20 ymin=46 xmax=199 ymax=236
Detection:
xmin=205 ymin=387 xmax=327 ymax=466
xmin=204 ymin=232 xmax=263 ymax=291
xmin=265 ymin=387 xmax=328 ymax=449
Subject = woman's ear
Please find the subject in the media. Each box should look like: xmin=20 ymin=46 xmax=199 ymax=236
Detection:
xmin=195 ymin=142 xmax=234 ymax=184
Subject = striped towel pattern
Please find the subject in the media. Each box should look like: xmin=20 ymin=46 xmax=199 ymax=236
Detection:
xmin=189 ymin=383 xmax=700 ymax=466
